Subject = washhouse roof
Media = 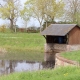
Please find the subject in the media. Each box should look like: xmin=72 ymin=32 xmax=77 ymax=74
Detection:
xmin=41 ymin=24 xmax=78 ymax=36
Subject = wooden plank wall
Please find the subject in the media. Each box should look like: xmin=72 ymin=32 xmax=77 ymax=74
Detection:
xmin=68 ymin=26 xmax=80 ymax=45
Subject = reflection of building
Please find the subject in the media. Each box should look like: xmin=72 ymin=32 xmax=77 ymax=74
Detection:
xmin=41 ymin=24 xmax=80 ymax=68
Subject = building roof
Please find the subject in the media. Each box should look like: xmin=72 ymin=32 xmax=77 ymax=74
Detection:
xmin=41 ymin=24 xmax=78 ymax=36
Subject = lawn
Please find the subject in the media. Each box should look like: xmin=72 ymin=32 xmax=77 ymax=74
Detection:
xmin=0 ymin=33 xmax=45 ymax=61
xmin=61 ymin=50 xmax=80 ymax=62
xmin=0 ymin=67 xmax=80 ymax=80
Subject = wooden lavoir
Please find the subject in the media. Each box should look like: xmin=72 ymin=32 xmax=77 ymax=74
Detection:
xmin=41 ymin=24 xmax=80 ymax=68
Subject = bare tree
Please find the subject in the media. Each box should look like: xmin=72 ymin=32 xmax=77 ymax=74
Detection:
xmin=64 ymin=0 xmax=80 ymax=24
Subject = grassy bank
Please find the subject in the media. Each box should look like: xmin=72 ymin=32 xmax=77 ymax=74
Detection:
xmin=61 ymin=50 xmax=80 ymax=62
xmin=0 ymin=67 xmax=80 ymax=80
xmin=0 ymin=33 xmax=45 ymax=61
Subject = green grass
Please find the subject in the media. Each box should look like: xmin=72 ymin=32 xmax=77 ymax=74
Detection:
xmin=0 ymin=67 xmax=80 ymax=80
xmin=0 ymin=33 xmax=45 ymax=61
xmin=61 ymin=50 xmax=80 ymax=62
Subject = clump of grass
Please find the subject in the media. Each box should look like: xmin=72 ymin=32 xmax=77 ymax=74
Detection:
xmin=61 ymin=50 xmax=80 ymax=62
xmin=0 ymin=67 xmax=80 ymax=80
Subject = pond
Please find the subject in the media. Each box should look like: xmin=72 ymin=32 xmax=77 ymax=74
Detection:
xmin=0 ymin=59 xmax=56 ymax=76
xmin=0 ymin=60 xmax=43 ymax=75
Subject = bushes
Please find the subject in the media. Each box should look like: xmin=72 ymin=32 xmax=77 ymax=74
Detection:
xmin=0 ymin=25 xmax=40 ymax=33
xmin=17 ymin=27 xmax=40 ymax=33
xmin=0 ymin=25 xmax=6 ymax=32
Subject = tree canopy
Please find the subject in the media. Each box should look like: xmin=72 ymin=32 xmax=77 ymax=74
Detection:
xmin=0 ymin=0 xmax=80 ymax=32
xmin=0 ymin=0 xmax=20 ymax=30
xmin=24 ymin=0 xmax=64 ymax=32
xmin=64 ymin=0 xmax=80 ymax=25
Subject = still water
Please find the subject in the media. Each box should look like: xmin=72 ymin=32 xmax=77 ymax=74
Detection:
xmin=0 ymin=60 xmax=43 ymax=75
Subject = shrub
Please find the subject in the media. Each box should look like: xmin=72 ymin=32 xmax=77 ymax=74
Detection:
xmin=0 ymin=25 xmax=6 ymax=32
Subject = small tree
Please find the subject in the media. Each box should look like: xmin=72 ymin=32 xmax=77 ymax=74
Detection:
xmin=20 ymin=6 xmax=31 ymax=32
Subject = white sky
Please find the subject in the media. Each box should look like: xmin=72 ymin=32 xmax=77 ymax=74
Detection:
xmin=0 ymin=0 xmax=40 ymax=28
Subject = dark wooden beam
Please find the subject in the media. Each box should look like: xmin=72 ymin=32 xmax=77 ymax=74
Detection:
xmin=43 ymin=35 xmax=46 ymax=39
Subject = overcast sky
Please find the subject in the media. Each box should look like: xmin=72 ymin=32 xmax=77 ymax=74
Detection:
xmin=0 ymin=0 xmax=40 ymax=28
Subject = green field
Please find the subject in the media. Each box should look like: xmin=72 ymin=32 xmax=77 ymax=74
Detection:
xmin=0 ymin=67 xmax=80 ymax=80
xmin=0 ymin=33 xmax=45 ymax=61
xmin=61 ymin=50 xmax=80 ymax=62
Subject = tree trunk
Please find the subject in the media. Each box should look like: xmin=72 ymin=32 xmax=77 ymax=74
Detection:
xmin=10 ymin=19 xmax=14 ymax=30
xmin=25 ymin=22 xmax=27 ymax=32
xmin=40 ymin=23 xmax=42 ymax=33
xmin=14 ymin=26 xmax=17 ymax=33
xmin=46 ymin=21 xmax=47 ymax=28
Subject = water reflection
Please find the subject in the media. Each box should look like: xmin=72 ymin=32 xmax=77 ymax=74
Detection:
xmin=0 ymin=60 xmax=43 ymax=75
xmin=42 ymin=61 xmax=55 ymax=69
